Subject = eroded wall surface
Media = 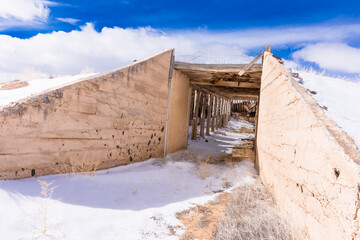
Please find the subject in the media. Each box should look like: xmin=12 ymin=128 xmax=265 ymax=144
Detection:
xmin=258 ymin=52 xmax=360 ymax=240
xmin=167 ymin=69 xmax=191 ymax=154
xmin=0 ymin=50 xmax=173 ymax=179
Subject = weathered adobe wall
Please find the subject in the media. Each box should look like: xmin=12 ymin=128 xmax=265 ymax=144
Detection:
xmin=0 ymin=50 xmax=173 ymax=180
xmin=257 ymin=52 xmax=360 ymax=239
xmin=167 ymin=69 xmax=191 ymax=154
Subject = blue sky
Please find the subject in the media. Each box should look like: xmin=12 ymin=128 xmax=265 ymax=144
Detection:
xmin=0 ymin=0 xmax=360 ymax=80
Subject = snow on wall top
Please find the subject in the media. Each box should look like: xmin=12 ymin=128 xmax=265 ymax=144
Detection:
xmin=0 ymin=73 xmax=96 ymax=107
xmin=299 ymin=71 xmax=360 ymax=149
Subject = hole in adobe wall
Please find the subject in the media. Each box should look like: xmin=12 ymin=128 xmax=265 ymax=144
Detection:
xmin=334 ymin=168 xmax=340 ymax=179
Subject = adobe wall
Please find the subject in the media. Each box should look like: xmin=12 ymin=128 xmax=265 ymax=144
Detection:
xmin=257 ymin=52 xmax=360 ymax=239
xmin=166 ymin=69 xmax=191 ymax=154
xmin=0 ymin=50 xmax=173 ymax=179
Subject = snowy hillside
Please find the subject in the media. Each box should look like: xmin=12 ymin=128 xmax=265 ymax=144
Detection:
xmin=296 ymin=71 xmax=360 ymax=148
xmin=0 ymin=73 xmax=96 ymax=107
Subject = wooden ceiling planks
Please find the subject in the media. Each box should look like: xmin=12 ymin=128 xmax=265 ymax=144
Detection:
xmin=174 ymin=61 xmax=262 ymax=99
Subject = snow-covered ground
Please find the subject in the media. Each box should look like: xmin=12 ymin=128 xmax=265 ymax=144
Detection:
xmin=296 ymin=71 xmax=360 ymax=148
xmin=0 ymin=119 xmax=256 ymax=240
xmin=188 ymin=119 xmax=255 ymax=157
xmin=0 ymin=73 xmax=96 ymax=107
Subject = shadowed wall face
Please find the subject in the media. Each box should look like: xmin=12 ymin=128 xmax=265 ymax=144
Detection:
xmin=167 ymin=69 xmax=191 ymax=154
xmin=0 ymin=50 xmax=173 ymax=179
xmin=257 ymin=52 xmax=360 ymax=240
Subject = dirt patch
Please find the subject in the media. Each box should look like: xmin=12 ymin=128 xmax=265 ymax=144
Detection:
xmin=177 ymin=178 xmax=298 ymax=240
xmin=232 ymin=126 xmax=255 ymax=134
xmin=214 ymin=179 xmax=298 ymax=240
xmin=0 ymin=80 xmax=29 ymax=90
xmin=177 ymin=192 xmax=232 ymax=240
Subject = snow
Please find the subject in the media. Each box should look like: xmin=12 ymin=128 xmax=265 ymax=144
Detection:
xmin=189 ymin=119 xmax=255 ymax=157
xmin=0 ymin=119 xmax=256 ymax=240
xmin=0 ymin=73 xmax=96 ymax=107
xmin=297 ymin=71 xmax=360 ymax=148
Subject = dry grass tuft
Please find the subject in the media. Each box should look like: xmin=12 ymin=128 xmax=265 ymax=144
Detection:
xmin=14 ymin=180 xmax=65 ymax=240
xmin=52 ymin=153 xmax=101 ymax=178
xmin=69 ymin=153 xmax=101 ymax=177
xmin=214 ymin=179 xmax=298 ymax=240
xmin=196 ymin=156 xmax=214 ymax=179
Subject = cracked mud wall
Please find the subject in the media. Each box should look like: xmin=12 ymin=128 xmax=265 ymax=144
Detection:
xmin=0 ymin=50 xmax=173 ymax=180
xmin=257 ymin=52 xmax=360 ymax=240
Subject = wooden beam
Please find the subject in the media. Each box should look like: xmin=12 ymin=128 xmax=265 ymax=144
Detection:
xmin=206 ymin=94 xmax=212 ymax=136
xmin=191 ymin=80 xmax=260 ymax=88
xmin=200 ymin=93 xmax=206 ymax=138
xmin=238 ymin=52 xmax=263 ymax=86
xmin=211 ymin=96 xmax=215 ymax=132
xmin=174 ymin=62 xmax=262 ymax=73
xmin=191 ymin=84 xmax=231 ymax=100
xmin=191 ymin=90 xmax=201 ymax=140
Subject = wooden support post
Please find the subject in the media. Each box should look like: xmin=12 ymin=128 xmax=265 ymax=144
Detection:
xmin=220 ymin=98 xmax=224 ymax=127
xmin=219 ymin=97 xmax=222 ymax=128
xmin=189 ymin=89 xmax=194 ymax=125
xmin=200 ymin=93 xmax=205 ymax=138
xmin=191 ymin=90 xmax=200 ymax=140
xmin=206 ymin=94 xmax=212 ymax=136
xmin=223 ymin=100 xmax=226 ymax=127
xmin=223 ymin=99 xmax=226 ymax=127
xmin=229 ymin=101 xmax=231 ymax=121
xmin=226 ymin=100 xmax=229 ymax=125
xmin=211 ymin=95 xmax=215 ymax=132
xmin=225 ymin=101 xmax=228 ymax=125
xmin=215 ymin=96 xmax=219 ymax=130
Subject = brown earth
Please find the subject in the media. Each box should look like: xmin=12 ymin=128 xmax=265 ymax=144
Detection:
xmin=0 ymin=80 xmax=29 ymax=90
xmin=176 ymin=192 xmax=232 ymax=240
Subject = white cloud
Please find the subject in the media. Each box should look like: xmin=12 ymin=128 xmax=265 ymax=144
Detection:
xmin=0 ymin=23 xmax=254 ymax=81
xmin=293 ymin=43 xmax=360 ymax=74
xmin=0 ymin=0 xmax=53 ymax=30
xmin=0 ymin=0 xmax=50 ymax=21
xmin=57 ymin=17 xmax=80 ymax=25
xmin=1 ymin=22 xmax=360 ymax=81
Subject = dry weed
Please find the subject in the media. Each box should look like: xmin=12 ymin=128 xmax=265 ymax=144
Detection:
xmin=196 ymin=156 xmax=214 ymax=180
xmin=80 ymin=66 xmax=94 ymax=74
xmin=214 ymin=179 xmax=298 ymax=240
xmin=141 ymin=213 xmax=181 ymax=239
xmin=52 ymin=153 xmax=100 ymax=178
xmin=15 ymin=180 xmax=66 ymax=240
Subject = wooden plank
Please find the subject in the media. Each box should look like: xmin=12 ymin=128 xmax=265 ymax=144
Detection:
xmin=191 ymin=90 xmax=200 ymax=140
xmin=185 ymin=86 xmax=193 ymax=147
xmin=238 ymin=52 xmax=263 ymax=77
xmin=220 ymin=98 xmax=224 ymax=128
xmin=254 ymin=100 xmax=260 ymax=172
xmin=174 ymin=62 xmax=262 ymax=73
xmin=191 ymin=84 xmax=230 ymax=100
xmin=216 ymin=97 xmax=220 ymax=129
xmin=200 ymin=93 xmax=206 ymax=138
xmin=191 ymin=80 xmax=260 ymax=88
xmin=211 ymin=95 xmax=215 ymax=132
xmin=206 ymin=94 xmax=211 ymax=136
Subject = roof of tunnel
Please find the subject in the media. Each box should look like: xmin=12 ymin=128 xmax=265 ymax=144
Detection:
xmin=174 ymin=61 xmax=262 ymax=100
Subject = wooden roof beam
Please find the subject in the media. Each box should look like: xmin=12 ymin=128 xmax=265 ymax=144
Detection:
xmin=191 ymin=80 xmax=260 ymax=88
xmin=174 ymin=62 xmax=262 ymax=73
xmin=238 ymin=52 xmax=263 ymax=86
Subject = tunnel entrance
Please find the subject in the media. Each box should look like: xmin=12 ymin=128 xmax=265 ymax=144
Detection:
xmin=174 ymin=52 xmax=263 ymax=166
